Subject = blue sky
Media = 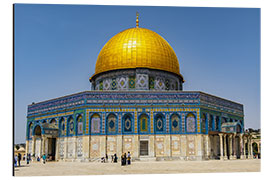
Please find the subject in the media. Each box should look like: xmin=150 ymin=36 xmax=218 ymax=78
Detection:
xmin=14 ymin=4 xmax=260 ymax=144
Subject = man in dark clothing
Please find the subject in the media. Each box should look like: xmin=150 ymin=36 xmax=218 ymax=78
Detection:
xmin=114 ymin=154 xmax=118 ymax=163
xmin=123 ymin=153 xmax=127 ymax=165
xmin=18 ymin=153 xmax=21 ymax=167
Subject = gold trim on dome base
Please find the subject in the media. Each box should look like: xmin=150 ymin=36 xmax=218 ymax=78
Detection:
xmin=90 ymin=27 xmax=183 ymax=81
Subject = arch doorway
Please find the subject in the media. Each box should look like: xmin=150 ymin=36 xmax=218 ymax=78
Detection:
xmin=33 ymin=125 xmax=42 ymax=158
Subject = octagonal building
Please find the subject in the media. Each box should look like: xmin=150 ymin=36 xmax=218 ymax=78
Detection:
xmin=25 ymin=16 xmax=253 ymax=162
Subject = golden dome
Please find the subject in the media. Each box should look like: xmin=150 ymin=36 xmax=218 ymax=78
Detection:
xmin=91 ymin=27 xmax=182 ymax=80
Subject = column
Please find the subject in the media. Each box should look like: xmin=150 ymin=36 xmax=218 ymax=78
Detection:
xmin=229 ymin=134 xmax=233 ymax=159
xmin=240 ymin=134 xmax=244 ymax=159
xmin=243 ymin=136 xmax=247 ymax=159
xmin=249 ymin=136 xmax=253 ymax=159
xmin=232 ymin=134 xmax=237 ymax=159
xmin=25 ymin=141 xmax=29 ymax=161
xmin=223 ymin=134 xmax=228 ymax=160
xmin=55 ymin=138 xmax=59 ymax=161
xmin=248 ymin=136 xmax=252 ymax=159
xmin=31 ymin=136 xmax=36 ymax=158
xmin=219 ymin=133 xmax=224 ymax=160
xmin=206 ymin=135 xmax=211 ymax=159
xmin=39 ymin=137 xmax=42 ymax=158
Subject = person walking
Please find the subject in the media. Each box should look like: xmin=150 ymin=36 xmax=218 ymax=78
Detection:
xmin=123 ymin=153 xmax=127 ymax=165
xmin=42 ymin=154 xmax=46 ymax=164
xmin=121 ymin=153 xmax=124 ymax=166
xmin=114 ymin=153 xmax=118 ymax=163
xmin=127 ymin=151 xmax=131 ymax=165
xmin=111 ymin=155 xmax=114 ymax=163
xmin=26 ymin=154 xmax=30 ymax=165
xmin=18 ymin=153 xmax=22 ymax=167
xmin=14 ymin=155 xmax=18 ymax=167
xmin=105 ymin=154 xmax=108 ymax=163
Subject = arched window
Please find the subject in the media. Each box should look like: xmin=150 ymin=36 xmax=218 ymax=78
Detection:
xmin=123 ymin=114 xmax=132 ymax=133
xmin=28 ymin=122 xmax=33 ymax=138
xmin=68 ymin=117 xmax=74 ymax=136
xmin=107 ymin=114 xmax=117 ymax=134
xmin=215 ymin=116 xmax=219 ymax=131
xmin=77 ymin=115 xmax=83 ymax=135
xmin=50 ymin=118 xmax=56 ymax=125
xmin=201 ymin=113 xmax=207 ymax=133
xmin=186 ymin=113 xmax=196 ymax=133
xmin=139 ymin=114 xmax=148 ymax=133
xmin=236 ymin=124 xmax=241 ymax=133
xmin=221 ymin=117 xmax=226 ymax=124
xmin=155 ymin=114 xmax=164 ymax=133
xmin=34 ymin=125 xmax=41 ymax=136
xmin=59 ymin=117 xmax=65 ymax=136
xmin=91 ymin=113 xmax=101 ymax=134
xmin=171 ymin=114 xmax=180 ymax=133
xmin=210 ymin=115 xmax=214 ymax=131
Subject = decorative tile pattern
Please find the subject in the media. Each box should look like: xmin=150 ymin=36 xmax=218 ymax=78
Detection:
xmin=99 ymin=81 xmax=103 ymax=91
xmin=117 ymin=76 xmax=128 ymax=90
xmin=155 ymin=114 xmax=164 ymax=132
xmin=107 ymin=114 xmax=117 ymax=133
xmin=59 ymin=138 xmax=64 ymax=157
xmin=136 ymin=74 xmax=148 ymax=90
xmin=91 ymin=114 xmax=101 ymax=133
xmin=77 ymin=137 xmax=83 ymax=157
xmin=128 ymin=76 xmax=136 ymax=89
xmin=171 ymin=114 xmax=180 ymax=133
xmin=155 ymin=77 xmax=165 ymax=90
xmin=186 ymin=113 xmax=196 ymax=133
xmin=139 ymin=114 xmax=148 ymax=133
xmin=201 ymin=113 xmax=206 ymax=133
xmin=103 ymin=79 xmax=111 ymax=90
xmin=149 ymin=76 xmax=155 ymax=90
xmin=111 ymin=78 xmax=117 ymax=90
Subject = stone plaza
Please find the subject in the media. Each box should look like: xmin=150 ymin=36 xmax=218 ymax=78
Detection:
xmin=15 ymin=159 xmax=260 ymax=176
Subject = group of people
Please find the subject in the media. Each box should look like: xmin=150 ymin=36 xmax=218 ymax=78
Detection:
xmin=14 ymin=153 xmax=47 ymax=167
xmin=121 ymin=152 xmax=131 ymax=166
xmin=14 ymin=153 xmax=22 ymax=167
xmin=101 ymin=152 xmax=131 ymax=165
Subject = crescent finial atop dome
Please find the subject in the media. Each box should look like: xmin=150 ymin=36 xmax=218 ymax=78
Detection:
xmin=136 ymin=12 xmax=139 ymax=27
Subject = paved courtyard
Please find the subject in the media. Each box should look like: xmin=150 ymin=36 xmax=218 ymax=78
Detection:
xmin=14 ymin=159 xmax=260 ymax=176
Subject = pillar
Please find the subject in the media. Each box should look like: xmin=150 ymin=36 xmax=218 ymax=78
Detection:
xmin=243 ymin=136 xmax=247 ymax=159
xmin=232 ymin=133 xmax=237 ymax=159
xmin=249 ymin=136 xmax=253 ymax=159
xmin=248 ymin=136 xmax=252 ymax=159
xmin=206 ymin=135 xmax=211 ymax=159
xmin=55 ymin=138 xmax=59 ymax=161
xmin=240 ymin=134 xmax=245 ymax=159
xmin=229 ymin=134 xmax=233 ymax=159
xmin=31 ymin=136 xmax=36 ymax=158
xmin=223 ymin=134 xmax=228 ymax=160
xmin=219 ymin=133 xmax=224 ymax=160
xmin=25 ymin=141 xmax=29 ymax=161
